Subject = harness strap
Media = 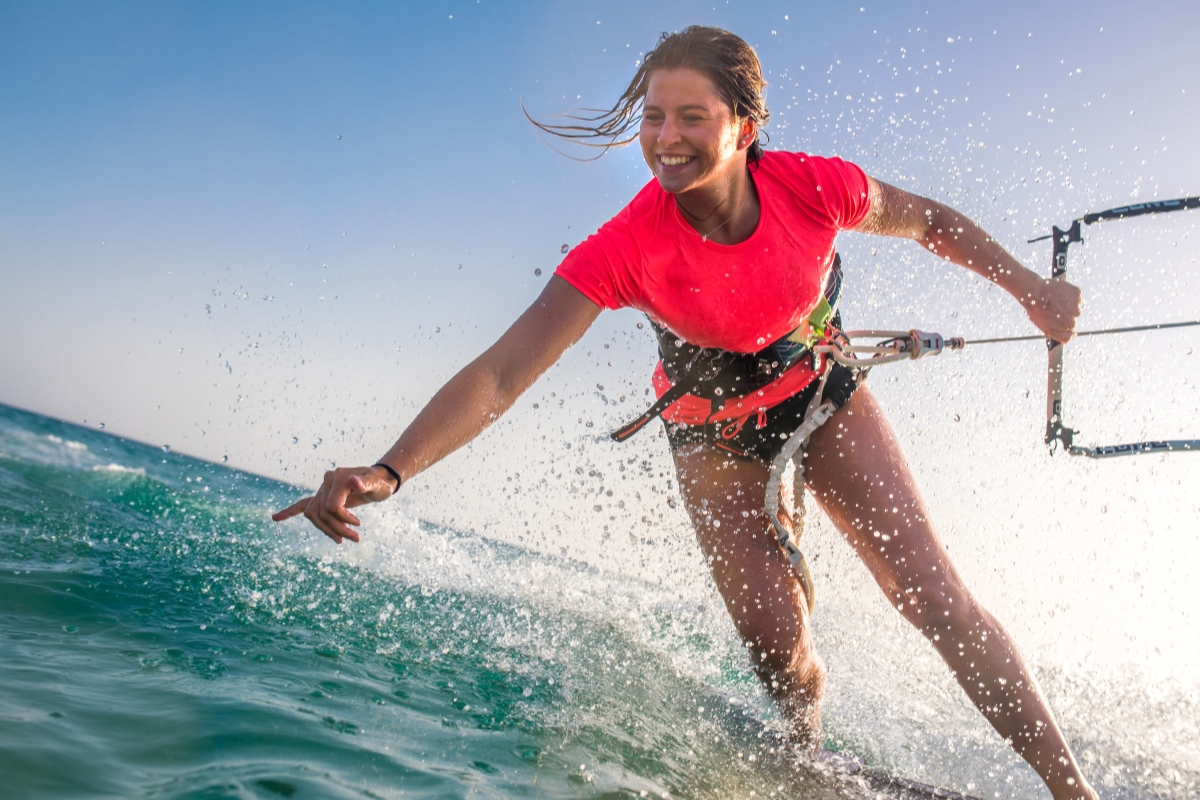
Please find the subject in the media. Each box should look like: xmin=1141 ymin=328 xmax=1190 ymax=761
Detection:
xmin=610 ymin=381 xmax=695 ymax=442
xmin=720 ymin=408 xmax=769 ymax=440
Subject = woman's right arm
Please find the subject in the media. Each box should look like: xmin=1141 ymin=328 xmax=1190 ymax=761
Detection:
xmin=272 ymin=275 xmax=602 ymax=543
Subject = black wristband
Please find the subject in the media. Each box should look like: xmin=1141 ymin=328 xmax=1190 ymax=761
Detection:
xmin=372 ymin=462 xmax=402 ymax=495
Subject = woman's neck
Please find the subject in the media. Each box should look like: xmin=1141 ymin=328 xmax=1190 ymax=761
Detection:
xmin=675 ymin=165 xmax=761 ymax=245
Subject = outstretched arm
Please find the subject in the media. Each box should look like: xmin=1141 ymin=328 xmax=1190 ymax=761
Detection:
xmin=854 ymin=177 xmax=1081 ymax=342
xmin=273 ymin=276 xmax=602 ymax=543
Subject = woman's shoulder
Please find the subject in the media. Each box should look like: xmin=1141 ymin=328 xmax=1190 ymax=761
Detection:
xmin=758 ymin=150 xmax=871 ymax=228
xmin=554 ymin=178 xmax=669 ymax=310
xmin=574 ymin=178 xmax=674 ymax=253
xmin=758 ymin=149 xmax=864 ymax=180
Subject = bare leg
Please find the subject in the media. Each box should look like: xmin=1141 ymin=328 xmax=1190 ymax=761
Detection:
xmin=671 ymin=441 xmax=825 ymax=747
xmin=805 ymin=386 xmax=1096 ymax=800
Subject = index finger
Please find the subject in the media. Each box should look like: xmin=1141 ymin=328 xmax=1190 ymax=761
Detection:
xmin=272 ymin=496 xmax=313 ymax=521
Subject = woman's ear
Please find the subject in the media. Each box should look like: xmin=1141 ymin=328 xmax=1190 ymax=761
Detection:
xmin=738 ymin=119 xmax=757 ymax=149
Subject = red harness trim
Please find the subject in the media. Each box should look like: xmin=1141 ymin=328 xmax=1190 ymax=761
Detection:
xmin=650 ymin=352 xmax=827 ymax=429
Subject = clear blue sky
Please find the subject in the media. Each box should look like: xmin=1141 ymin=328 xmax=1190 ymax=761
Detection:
xmin=2 ymin=0 xmax=1197 ymax=480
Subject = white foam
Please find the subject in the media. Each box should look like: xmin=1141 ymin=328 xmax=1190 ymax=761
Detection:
xmin=46 ymin=435 xmax=88 ymax=451
xmin=92 ymin=463 xmax=146 ymax=476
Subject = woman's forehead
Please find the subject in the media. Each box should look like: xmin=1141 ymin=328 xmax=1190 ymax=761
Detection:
xmin=644 ymin=68 xmax=725 ymax=111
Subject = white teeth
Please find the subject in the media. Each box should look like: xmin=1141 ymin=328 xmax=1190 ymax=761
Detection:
xmin=660 ymin=155 xmax=693 ymax=166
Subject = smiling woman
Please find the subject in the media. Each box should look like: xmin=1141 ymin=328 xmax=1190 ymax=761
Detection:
xmin=528 ymin=24 xmax=769 ymax=166
xmin=274 ymin=25 xmax=1094 ymax=800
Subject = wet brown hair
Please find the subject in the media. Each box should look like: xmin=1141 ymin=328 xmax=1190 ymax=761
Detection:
xmin=529 ymin=26 xmax=769 ymax=162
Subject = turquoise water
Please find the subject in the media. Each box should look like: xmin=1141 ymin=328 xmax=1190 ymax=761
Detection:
xmin=0 ymin=403 xmax=855 ymax=799
xmin=1 ymin=401 xmax=1196 ymax=799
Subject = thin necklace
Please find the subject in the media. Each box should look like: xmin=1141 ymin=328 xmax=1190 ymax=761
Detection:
xmin=678 ymin=174 xmax=751 ymax=243
xmin=677 ymin=195 xmax=726 ymax=224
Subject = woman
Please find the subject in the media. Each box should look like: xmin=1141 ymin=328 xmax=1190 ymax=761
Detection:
xmin=274 ymin=26 xmax=1097 ymax=800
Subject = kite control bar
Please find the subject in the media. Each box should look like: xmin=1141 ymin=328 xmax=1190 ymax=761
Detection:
xmin=1031 ymin=195 xmax=1200 ymax=458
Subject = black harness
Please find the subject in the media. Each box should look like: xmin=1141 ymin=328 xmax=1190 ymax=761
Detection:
xmin=611 ymin=254 xmax=845 ymax=442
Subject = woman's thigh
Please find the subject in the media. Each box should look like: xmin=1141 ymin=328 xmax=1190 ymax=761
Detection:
xmin=670 ymin=441 xmax=811 ymax=665
xmin=803 ymin=385 xmax=968 ymax=608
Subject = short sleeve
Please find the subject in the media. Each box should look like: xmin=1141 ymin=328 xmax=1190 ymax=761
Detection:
xmin=808 ymin=156 xmax=872 ymax=230
xmin=554 ymin=207 xmax=644 ymax=311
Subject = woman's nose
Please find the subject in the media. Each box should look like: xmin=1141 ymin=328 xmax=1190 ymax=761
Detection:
xmin=658 ymin=117 xmax=681 ymax=146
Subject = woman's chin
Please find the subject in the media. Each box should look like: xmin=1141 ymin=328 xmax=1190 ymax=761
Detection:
xmin=654 ymin=174 xmax=694 ymax=195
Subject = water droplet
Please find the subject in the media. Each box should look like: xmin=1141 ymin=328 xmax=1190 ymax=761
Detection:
xmin=291 ymin=436 xmax=299 ymax=444
xmin=161 ymin=445 xmax=171 ymax=453
xmin=221 ymin=456 xmax=228 ymax=463
xmin=435 ymin=327 xmax=441 ymax=333
xmin=560 ymin=244 xmax=569 ymax=254
xmin=98 ymin=423 xmax=105 ymax=429
xmin=756 ymin=337 xmax=766 ymax=345
xmin=636 ymin=322 xmax=643 ymax=329
xmin=336 ymin=134 xmax=342 ymax=140
xmin=534 ymin=268 xmax=542 ymax=276
xmin=953 ymin=413 xmax=961 ymax=422
xmin=714 ymin=387 xmax=724 ymax=396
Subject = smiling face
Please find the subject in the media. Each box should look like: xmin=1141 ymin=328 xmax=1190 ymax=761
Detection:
xmin=639 ymin=67 xmax=754 ymax=196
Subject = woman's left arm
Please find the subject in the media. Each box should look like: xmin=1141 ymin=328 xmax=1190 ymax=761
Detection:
xmin=854 ymin=177 xmax=1081 ymax=342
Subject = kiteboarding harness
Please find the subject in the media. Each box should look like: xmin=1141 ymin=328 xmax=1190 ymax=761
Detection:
xmin=610 ymin=255 xmax=960 ymax=617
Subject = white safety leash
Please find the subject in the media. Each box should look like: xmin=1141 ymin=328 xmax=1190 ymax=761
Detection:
xmin=763 ymin=329 xmax=961 ymax=617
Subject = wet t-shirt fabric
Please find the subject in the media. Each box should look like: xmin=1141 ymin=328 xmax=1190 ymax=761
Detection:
xmin=555 ymin=150 xmax=872 ymax=354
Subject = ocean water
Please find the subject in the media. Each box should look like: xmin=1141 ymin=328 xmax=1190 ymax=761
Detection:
xmin=1 ymin=400 xmax=1197 ymax=800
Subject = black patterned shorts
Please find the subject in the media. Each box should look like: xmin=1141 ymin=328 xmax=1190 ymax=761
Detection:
xmin=664 ymin=362 xmax=859 ymax=464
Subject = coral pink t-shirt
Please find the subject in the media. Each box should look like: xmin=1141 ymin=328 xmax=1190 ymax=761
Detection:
xmin=555 ymin=150 xmax=871 ymax=353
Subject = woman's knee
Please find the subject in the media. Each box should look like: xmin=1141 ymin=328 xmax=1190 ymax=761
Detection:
xmin=891 ymin=575 xmax=980 ymax=638
xmin=742 ymin=625 xmax=825 ymax=698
